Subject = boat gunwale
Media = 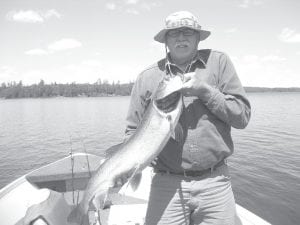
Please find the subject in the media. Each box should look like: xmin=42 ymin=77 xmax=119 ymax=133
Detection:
xmin=0 ymin=175 xmax=27 ymax=199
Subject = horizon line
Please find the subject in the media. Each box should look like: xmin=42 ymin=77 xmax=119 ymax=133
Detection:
xmin=1 ymin=80 xmax=299 ymax=89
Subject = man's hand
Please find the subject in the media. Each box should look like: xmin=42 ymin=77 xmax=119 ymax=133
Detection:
xmin=114 ymin=173 xmax=131 ymax=187
xmin=181 ymin=72 xmax=213 ymax=100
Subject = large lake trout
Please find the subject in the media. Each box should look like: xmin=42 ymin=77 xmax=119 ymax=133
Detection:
xmin=68 ymin=75 xmax=184 ymax=224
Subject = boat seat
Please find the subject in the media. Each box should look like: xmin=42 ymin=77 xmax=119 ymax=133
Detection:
xmin=25 ymin=154 xmax=102 ymax=192
xmin=22 ymin=191 xmax=75 ymax=225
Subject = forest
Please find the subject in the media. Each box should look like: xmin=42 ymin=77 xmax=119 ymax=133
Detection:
xmin=0 ymin=80 xmax=299 ymax=99
xmin=0 ymin=80 xmax=134 ymax=99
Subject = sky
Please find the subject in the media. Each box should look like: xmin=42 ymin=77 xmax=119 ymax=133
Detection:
xmin=0 ymin=0 xmax=299 ymax=87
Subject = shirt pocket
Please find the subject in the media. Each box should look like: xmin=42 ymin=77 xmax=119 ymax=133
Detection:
xmin=183 ymin=98 xmax=210 ymax=130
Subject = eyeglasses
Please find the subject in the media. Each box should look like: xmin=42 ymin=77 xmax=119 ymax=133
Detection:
xmin=167 ymin=28 xmax=196 ymax=37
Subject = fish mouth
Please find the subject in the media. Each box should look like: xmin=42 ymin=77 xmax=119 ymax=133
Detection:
xmin=155 ymin=91 xmax=181 ymax=113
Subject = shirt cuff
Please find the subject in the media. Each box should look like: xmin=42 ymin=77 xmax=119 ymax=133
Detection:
xmin=198 ymin=85 xmax=219 ymax=102
xmin=201 ymin=87 xmax=224 ymax=110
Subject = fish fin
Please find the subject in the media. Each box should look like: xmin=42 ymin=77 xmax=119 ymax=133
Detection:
xmin=105 ymin=143 xmax=123 ymax=158
xmin=92 ymin=188 xmax=111 ymax=210
xmin=170 ymin=120 xmax=176 ymax=139
xmin=129 ymin=172 xmax=142 ymax=191
xmin=123 ymin=165 xmax=142 ymax=192
xmin=171 ymin=129 xmax=176 ymax=139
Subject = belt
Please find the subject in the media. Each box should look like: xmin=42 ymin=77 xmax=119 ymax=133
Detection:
xmin=154 ymin=160 xmax=225 ymax=178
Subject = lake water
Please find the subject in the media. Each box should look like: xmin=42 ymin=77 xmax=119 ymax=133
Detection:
xmin=0 ymin=93 xmax=299 ymax=225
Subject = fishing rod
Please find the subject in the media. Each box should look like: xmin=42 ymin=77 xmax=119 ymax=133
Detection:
xmin=79 ymin=133 xmax=102 ymax=225
xmin=69 ymin=134 xmax=75 ymax=205
xmin=80 ymin=134 xmax=92 ymax=178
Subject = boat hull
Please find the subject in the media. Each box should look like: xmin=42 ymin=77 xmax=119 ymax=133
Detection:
xmin=0 ymin=153 xmax=271 ymax=225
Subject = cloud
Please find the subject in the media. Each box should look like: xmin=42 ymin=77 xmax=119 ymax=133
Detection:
xmin=6 ymin=9 xmax=61 ymax=23
xmin=125 ymin=0 xmax=140 ymax=4
xmin=25 ymin=48 xmax=49 ymax=56
xmin=225 ymin=28 xmax=238 ymax=33
xmin=44 ymin=9 xmax=61 ymax=19
xmin=278 ymin=28 xmax=300 ymax=43
xmin=48 ymin=39 xmax=82 ymax=52
xmin=105 ymin=0 xmax=160 ymax=15
xmin=261 ymin=55 xmax=286 ymax=62
xmin=238 ymin=0 xmax=263 ymax=8
xmin=25 ymin=38 xmax=82 ymax=56
xmin=6 ymin=10 xmax=44 ymax=23
xmin=0 ymin=57 xmax=143 ymax=85
xmin=61 ymin=59 xmax=141 ymax=84
xmin=22 ymin=70 xmax=46 ymax=84
xmin=0 ymin=66 xmax=19 ymax=83
xmin=0 ymin=66 xmax=51 ymax=85
xmin=140 ymin=2 xmax=161 ymax=11
xmin=126 ymin=8 xmax=140 ymax=15
xmin=232 ymin=53 xmax=297 ymax=87
xmin=63 ymin=61 xmax=103 ymax=83
xmin=106 ymin=3 xmax=117 ymax=10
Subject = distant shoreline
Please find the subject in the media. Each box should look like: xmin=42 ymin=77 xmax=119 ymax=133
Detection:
xmin=0 ymin=91 xmax=299 ymax=100
xmin=0 ymin=81 xmax=299 ymax=99
xmin=244 ymin=87 xmax=300 ymax=93
xmin=1 ymin=89 xmax=299 ymax=100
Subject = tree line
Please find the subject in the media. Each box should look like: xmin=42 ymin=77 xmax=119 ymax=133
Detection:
xmin=0 ymin=80 xmax=134 ymax=99
xmin=1 ymin=80 xmax=299 ymax=99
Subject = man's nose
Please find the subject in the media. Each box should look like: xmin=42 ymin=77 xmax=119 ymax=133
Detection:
xmin=177 ymin=32 xmax=186 ymax=40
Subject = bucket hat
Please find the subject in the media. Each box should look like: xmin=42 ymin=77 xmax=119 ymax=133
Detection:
xmin=154 ymin=11 xmax=211 ymax=43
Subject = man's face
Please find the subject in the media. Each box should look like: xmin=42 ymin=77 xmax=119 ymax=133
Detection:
xmin=165 ymin=28 xmax=200 ymax=65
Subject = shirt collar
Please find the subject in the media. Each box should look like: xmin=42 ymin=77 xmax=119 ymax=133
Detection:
xmin=165 ymin=50 xmax=207 ymax=75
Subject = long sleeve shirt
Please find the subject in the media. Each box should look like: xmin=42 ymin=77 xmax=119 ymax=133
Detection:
xmin=125 ymin=49 xmax=251 ymax=172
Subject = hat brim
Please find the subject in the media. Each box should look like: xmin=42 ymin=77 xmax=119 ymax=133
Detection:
xmin=154 ymin=27 xmax=211 ymax=43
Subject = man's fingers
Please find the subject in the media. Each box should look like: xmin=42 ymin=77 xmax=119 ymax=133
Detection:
xmin=181 ymin=79 xmax=195 ymax=96
xmin=115 ymin=174 xmax=130 ymax=187
xmin=115 ymin=178 xmax=124 ymax=187
xmin=183 ymin=75 xmax=191 ymax=82
xmin=181 ymin=87 xmax=192 ymax=97
xmin=181 ymin=79 xmax=192 ymax=91
xmin=183 ymin=72 xmax=195 ymax=82
xmin=181 ymin=81 xmax=189 ymax=89
xmin=115 ymin=179 xmax=122 ymax=187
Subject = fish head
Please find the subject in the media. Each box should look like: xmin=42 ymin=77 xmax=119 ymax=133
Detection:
xmin=155 ymin=75 xmax=183 ymax=100
xmin=153 ymin=75 xmax=184 ymax=123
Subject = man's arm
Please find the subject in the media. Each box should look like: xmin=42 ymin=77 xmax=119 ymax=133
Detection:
xmin=124 ymin=74 xmax=152 ymax=141
xmin=182 ymin=53 xmax=251 ymax=129
xmin=124 ymin=76 xmax=141 ymax=141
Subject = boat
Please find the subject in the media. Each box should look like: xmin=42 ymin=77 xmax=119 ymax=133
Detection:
xmin=0 ymin=153 xmax=271 ymax=225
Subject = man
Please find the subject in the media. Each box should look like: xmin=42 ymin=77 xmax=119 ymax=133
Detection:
xmin=125 ymin=11 xmax=251 ymax=225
